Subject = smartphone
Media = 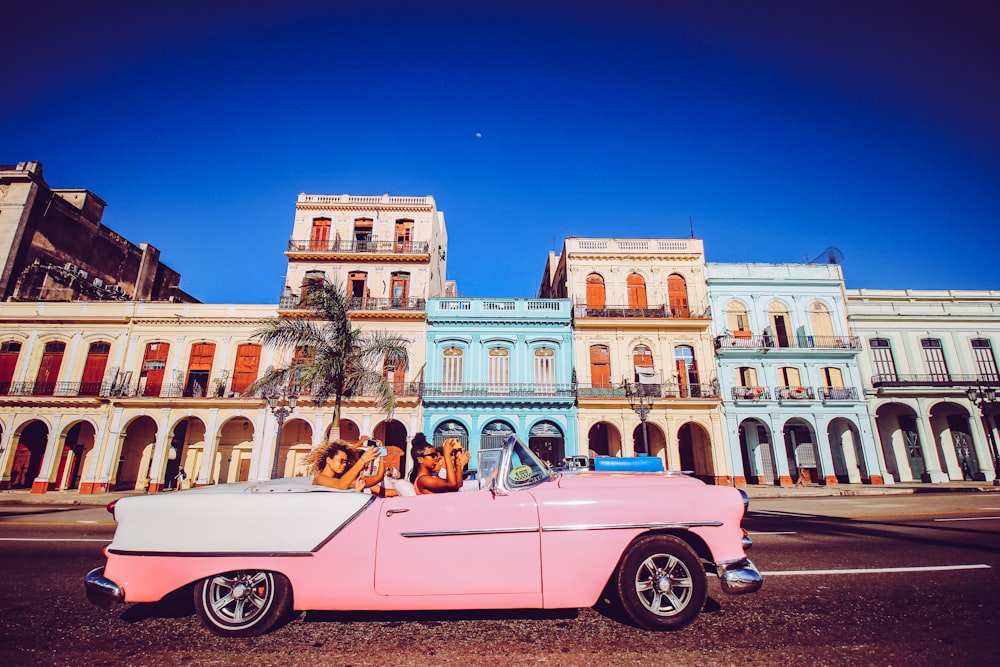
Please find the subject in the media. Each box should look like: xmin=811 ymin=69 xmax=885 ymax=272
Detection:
xmin=377 ymin=445 xmax=388 ymax=457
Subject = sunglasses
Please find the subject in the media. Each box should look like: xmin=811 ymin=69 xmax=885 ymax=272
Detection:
xmin=420 ymin=451 xmax=441 ymax=459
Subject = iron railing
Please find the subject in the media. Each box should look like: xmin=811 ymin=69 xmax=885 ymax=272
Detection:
xmin=818 ymin=386 xmax=860 ymax=400
xmin=715 ymin=334 xmax=861 ymax=350
xmin=421 ymin=382 xmax=575 ymax=398
xmin=775 ymin=386 xmax=816 ymax=400
xmin=287 ymin=239 xmax=430 ymax=254
xmin=871 ymin=374 xmax=1000 ymax=388
xmin=279 ymin=294 xmax=427 ymax=312
xmin=576 ymin=382 xmax=720 ymax=399
xmin=731 ymin=386 xmax=771 ymax=400
xmin=574 ymin=303 xmax=711 ymax=319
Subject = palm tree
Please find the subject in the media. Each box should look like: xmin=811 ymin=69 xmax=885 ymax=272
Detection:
xmin=248 ymin=281 xmax=410 ymax=442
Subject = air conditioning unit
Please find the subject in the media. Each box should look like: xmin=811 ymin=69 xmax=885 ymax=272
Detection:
xmin=64 ymin=262 xmax=79 ymax=274
xmin=111 ymin=285 xmax=128 ymax=296
xmin=93 ymin=277 xmax=104 ymax=288
xmin=77 ymin=270 xmax=89 ymax=280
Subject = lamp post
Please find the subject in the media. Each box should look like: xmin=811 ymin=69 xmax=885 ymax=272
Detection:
xmin=624 ymin=379 xmax=654 ymax=455
xmin=265 ymin=391 xmax=298 ymax=479
xmin=966 ymin=384 xmax=1000 ymax=486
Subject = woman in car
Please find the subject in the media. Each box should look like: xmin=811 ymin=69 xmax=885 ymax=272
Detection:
xmin=307 ymin=440 xmax=381 ymax=490
xmin=411 ymin=437 xmax=470 ymax=494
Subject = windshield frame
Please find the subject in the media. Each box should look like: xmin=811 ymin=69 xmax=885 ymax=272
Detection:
xmin=493 ymin=435 xmax=553 ymax=493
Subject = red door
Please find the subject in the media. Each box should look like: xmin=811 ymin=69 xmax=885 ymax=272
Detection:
xmin=585 ymin=274 xmax=605 ymax=310
xmin=310 ymin=218 xmax=331 ymax=250
xmin=34 ymin=341 xmax=66 ymax=395
xmin=80 ymin=342 xmax=111 ymax=396
xmin=231 ymin=344 xmax=261 ymax=396
xmin=0 ymin=341 xmax=21 ymax=394
xmin=627 ymin=274 xmax=647 ymax=309
xmin=185 ymin=343 xmax=216 ymax=397
xmin=668 ymin=274 xmax=690 ymax=317
xmin=590 ymin=345 xmax=611 ymax=389
xmin=141 ymin=342 xmax=169 ymax=397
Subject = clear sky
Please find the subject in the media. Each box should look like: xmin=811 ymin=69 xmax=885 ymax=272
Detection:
xmin=6 ymin=1 xmax=998 ymax=304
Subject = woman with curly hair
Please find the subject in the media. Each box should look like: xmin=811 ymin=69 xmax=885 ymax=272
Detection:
xmin=306 ymin=439 xmax=381 ymax=491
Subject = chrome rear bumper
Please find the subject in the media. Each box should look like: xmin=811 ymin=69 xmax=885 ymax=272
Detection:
xmin=717 ymin=558 xmax=763 ymax=595
xmin=85 ymin=566 xmax=124 ymax=608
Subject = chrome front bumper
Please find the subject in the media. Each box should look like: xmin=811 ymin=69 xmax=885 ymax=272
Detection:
xmin=85 ymin=567 xmax=124 ymax=608
xmin=717 ymin=558 xmax=763 ymax=595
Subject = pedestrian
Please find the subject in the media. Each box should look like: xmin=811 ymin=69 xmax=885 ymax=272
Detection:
xmin=143 ymin=476 xmax=150 ymax=494
xmin=174 ymin=468 xmax=187 ymax=490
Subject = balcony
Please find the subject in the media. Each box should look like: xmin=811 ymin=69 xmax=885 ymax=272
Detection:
xmin=286 ymin=239 xmax=430 ymax=255
xmin=279 ymin=294 xmax=427 ymax=313
xmin=731 ymin=386 xmax=771 ymax=401
xmin=775 ymin=386 xmax=816 ymax=400
xmin=715 ymin=334 xmax=861 ymax=350
xmin=574 ymin=303 xmax=711 ymax=320
xmin=577 ymin=382 xmax=720 ymax=399
xmin=421 ymin=383 xmax=575 ymax=398
xmin=818 ymin=386 xmax=859 ymax=400
xmin=871 ymin=374 xmax=1000 ymax=389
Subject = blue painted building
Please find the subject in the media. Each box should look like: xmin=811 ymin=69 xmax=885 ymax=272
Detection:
xmin=706 ymin=263 xmax=885 ymax=487
xmin=422 ymin=297 xmax=577 ymax=467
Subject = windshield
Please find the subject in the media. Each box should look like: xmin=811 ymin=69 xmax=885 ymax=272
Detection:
xmin=503 ymin=437 xmax=552 ymax=490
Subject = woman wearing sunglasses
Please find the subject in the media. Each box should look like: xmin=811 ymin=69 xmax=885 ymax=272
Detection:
xmin=411 ymin=437 xmax=470 ymax=494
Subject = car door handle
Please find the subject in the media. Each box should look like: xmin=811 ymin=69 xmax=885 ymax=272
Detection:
xmin=386 ymin=509 xmax=410 ymax=517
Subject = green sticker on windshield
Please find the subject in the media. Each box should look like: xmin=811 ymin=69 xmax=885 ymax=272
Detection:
xmin=510 ymin=465 xmax=533 ymax=483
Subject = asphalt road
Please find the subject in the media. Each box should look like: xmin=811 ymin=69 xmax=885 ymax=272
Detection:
xmin=1 ymin=495 xmax=998 ymax=666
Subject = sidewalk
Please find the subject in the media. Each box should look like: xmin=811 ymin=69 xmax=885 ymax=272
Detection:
xmin=1 ymin=480 xmax=998 ymax=505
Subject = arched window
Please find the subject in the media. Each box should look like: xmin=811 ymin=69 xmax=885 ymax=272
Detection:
xmin=481 ymin=420 xmax=515 ymax=450
xmin=921 ymin=338 xmax=949 ymax=380
xmin=534 ymin=348 xmax=555 ymax=393
xmin=870 ymin=338 xmax=897 ymax=381
xmin=347 ymin=271 xmax=368 ymax=309
xmin=488 ymin=348 xmax=510 ymax=394
xmin=667 ymin=274 xmax=689 ymax=317
xmin=586 ymin=273 xmax=606 ymax=310
xmin=674 ymin=345 xmax=699 ymax=397
xmin=433 ymin=420 xmax=469 ymax=449
xmin=300 ymin=270 xmax=326 ymax=306
xmin=185 ymin=342 xmax=216 ymax=397
xmin=80 ymin=341 xmax=111 ymax=396
xmin=140 ymin=342 xmax=169 ymax=397
xmin=736 ymin=366 xmax=759 ymax=387
xmin=353 ymin=217 xmax=373 ymax=246
xmin=590 ymin=344 xmax=611 ymax=389
xmin=726 ymin=301 xmax=750 ymax=336
xmin=809 ymin=301 xmax=835 ymax=345
xmin=627 ymin=273 xmax=647 ymax=309
xmin=0 ymin=341 xmax=22 ymax=394
xmin=779 ymin=366 xmax=802 ymax=388
xmin=390 ymin=272 xmax=410 ymax=305
xmin=394 ymin=219 xmax=414 ymax=252
xmin=972 ymin=338 xmax=999 ymax=381
xmin=768 ymin=301 xmax=791 ymax=347
xmin=34 ymin=341 xmax=67 ymax=395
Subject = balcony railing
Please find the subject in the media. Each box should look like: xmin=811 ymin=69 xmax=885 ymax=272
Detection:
xmin=715 ymin=334 xmax=861 ymax=350
xmin=871 ymin=374 xmax=1000 ymax=388
xmin=279 ymin=294 xmax=427 ymax=312
xmin=577 ymin=382 xmax=720 ymax=399
xmin=775 ymin=386 xmax=816 ymax=400
xmin=574 ymin=303 xmax=711 ymax=320
xmin=818 ymin=386 xmax=859 ymax=400
xmin=732 ymin=386 xmax=771 ymax=400
xmin=287 ymin=239 xmax=430 ymax=254
xmin=421 ymin=383 xmax=575 ymax=398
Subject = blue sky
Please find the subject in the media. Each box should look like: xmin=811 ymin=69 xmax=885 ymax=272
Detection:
xmin=6 ymin=1 xmax=998 ymax=303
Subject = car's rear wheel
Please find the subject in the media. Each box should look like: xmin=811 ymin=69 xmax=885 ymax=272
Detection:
xmin=193 ymin=570 xmax=292 ymax=637
xmin=613 ymin=534 xmax=707 ymax=631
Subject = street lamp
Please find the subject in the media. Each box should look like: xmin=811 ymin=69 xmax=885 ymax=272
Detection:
xmin=265 ymin=391 xmax=298 ymax=479
xmin=624 ymin=379 xmax=654 ymax=455
xmin=966 ymin=384 xmax=1000 ymax=486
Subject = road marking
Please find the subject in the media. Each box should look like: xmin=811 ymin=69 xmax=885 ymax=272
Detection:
xmin=0 ymin=537 xmax=110 ymax=543
xmin=763 ymin=564 xmax=990 ymax=576
xmin=933 ymin=516 xmax=1000 ymax=522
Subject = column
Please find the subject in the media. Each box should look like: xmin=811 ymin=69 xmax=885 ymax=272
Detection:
xmin=0 ymin=422 xmax=17 ymax=489
xmin=914 ymin=398 xmax=948 ymax=483
xmin=30 ymin=414 xmax=65 ymax=493
xmin=968 ymin=411 xmax=998 ymax=482
xmin=147 ymin=409 xmax=173 ymax=493
xmin=812 ymin=415 xmax=838 ymax=486
xmin=78 ymin=412 xmax=110 ymax=494
xmin=767 ymin=415 xmax=793 ymax=486
xmin=195 ymin=408 xmax=221 ymax=486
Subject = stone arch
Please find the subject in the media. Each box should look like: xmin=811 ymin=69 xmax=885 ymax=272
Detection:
xmin=781 ymin=417 xmax=819 ymax=484
xmin=827 ymin=417 xmax=865 ymax=483
xmin=118 ymin=415 xmax=158 ymax=491
xmin=55 ymin=418 xmax=99 ymax=491
xmin=738 ymin=418 xmax=777 ymax=485
xmin=373 ymin=419 xmax=409 ymax=477
xmin=214 ymin=416 xmax=256 ymax=485
xmin=275 ymin=417 xmax=313 ymax=479
xmin=634 ymin=421 xmax=666 ymax=460
xmin=928 ymin=401 xmax=980 ymax=480
xmin=7 ymin=419 xmax=49 ymax=489
xmin=874 ymin=401 xmax=923 ymax=483
xmin=528 ymin=420 xmax=565 ymax=467
xmin=588 ymin=421 xmax=621 ymax=457
xmin=678 ymin=421 xmax=714 ymax=482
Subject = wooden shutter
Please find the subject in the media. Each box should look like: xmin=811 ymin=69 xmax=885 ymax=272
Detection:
xmin=590 ymin=345 xmax=610 ymax=388
xmin=231 ymin=343 xmax=261 ymax=395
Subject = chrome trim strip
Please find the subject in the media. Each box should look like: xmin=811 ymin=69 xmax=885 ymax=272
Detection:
xmin=107 ymin=549 xmax=313 ymax=557
xmin=542 ymin=520 xmax=723 ymax=532
xmin=401 ymin=526 xmax=539 ymax=538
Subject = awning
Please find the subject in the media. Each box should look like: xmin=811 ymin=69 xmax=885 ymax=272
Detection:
xmin=635 ymin=365 xmax=660 ymax=384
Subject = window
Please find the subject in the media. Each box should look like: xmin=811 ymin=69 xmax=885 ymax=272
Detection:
xmin=590 ymin=344 xmax=611 ymax=388
xmin=390 ymin=272 xmax=410 ymax=305
xmin=80 ymin=341 xmax=111 ymax=396
xmin=309 ymin=217 xmax=331 ymax=250
xmin=442 ymin=347 xmax=463 ymax=393
xmin=140 ymin=342 xmax=169 ymax=397
xmin=185 ymin=342 xmax=216 ymax=397
xmin=353 ymin=218 xmax=373 ymax=246
xmin=768 ymin=301 xmax=791 ymax=347
xmin=737 ymin=366 xmax=758 ymax=387
xmin=674 ymin=346 xmax=699 ymax=397
xmin=488 ymin=348 xmax=510 ymax=394
xmin=383 ymin=354 xmax=405 ymax=393
xmin=585 ymin=273 xmax=606 ymax=310
xmin=667 ymin=274 xmax=689 ymax=317
xmin=231 ymin=343 xmax=262 ymax=395
xmin=534 ymin=348 xmax=555 ymax=392
xmin=348 ymin=271 xmax=368 ymax=309
xmin=727 ymin=301 xmax=750 ymax=335
xmin=394 ymin=219 xmax=414 ymax=252
xmin=301 ymin=270 xmax=326 ymax=306
xmin=779 ymin=366 xmax=802 ymax=387
xmin=870 ymin=338 xmax=897 ymax=380
xmin=809 ymin=301 xmax=835 ymax=343
xmin=822 ymin=367 xmax=844 ymax=387
xmin=0 ymin=341 xmax=22 ymax=394
xmin=632 ymin=344 xmax=657 ymax=390
xmin=626 ymin=273 xmax=647 ymax=309
xmin=34 ymin=341 xmax=67 ymax=395
xmin=972 ymin=339 xmax=998 ymax=381
xmin=921 ymin=338 xmax=949 ymax=380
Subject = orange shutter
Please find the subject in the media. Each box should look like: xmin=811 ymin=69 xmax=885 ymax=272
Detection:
xmin=310 ymin=218 xmax=331 ymax=250
xmin=627 ymin=274 xmax=647 ymax=309
xmin=231 ymin=344 xmax=261 ymax=394
xmin=141 ymin=342 xmax=169 ymax=396
xmin=586 ymin=275 xmax=605 ymax=309
xmin=668 ymin=275 xmax=689 ymax=317
xmin=590 ymin=345 xmax=611 ymax=388
xmin=34 ymin=342 xmax=66 ymax=395
xmin=80 ymin=342 xmax=111 ymax=395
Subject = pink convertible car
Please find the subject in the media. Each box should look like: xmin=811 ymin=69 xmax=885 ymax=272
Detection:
xmin=86 ymin=436 xmax=761 ymax=636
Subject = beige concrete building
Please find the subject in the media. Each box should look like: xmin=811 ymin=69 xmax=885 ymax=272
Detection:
xmin=846 ymin=289 xmax=1000 ymax=483
xmin=539 ymin=237 xmax=729 ymax=483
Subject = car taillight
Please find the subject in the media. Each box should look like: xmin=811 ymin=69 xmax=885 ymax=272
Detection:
xmin=106 ymin=500 xmax=117 ymax=518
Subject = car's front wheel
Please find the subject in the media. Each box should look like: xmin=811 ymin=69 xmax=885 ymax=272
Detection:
xmin=193 ymin=570 xmax=292 ymax=637
xmin=613 ymin=534 xmax=707 ymax=631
